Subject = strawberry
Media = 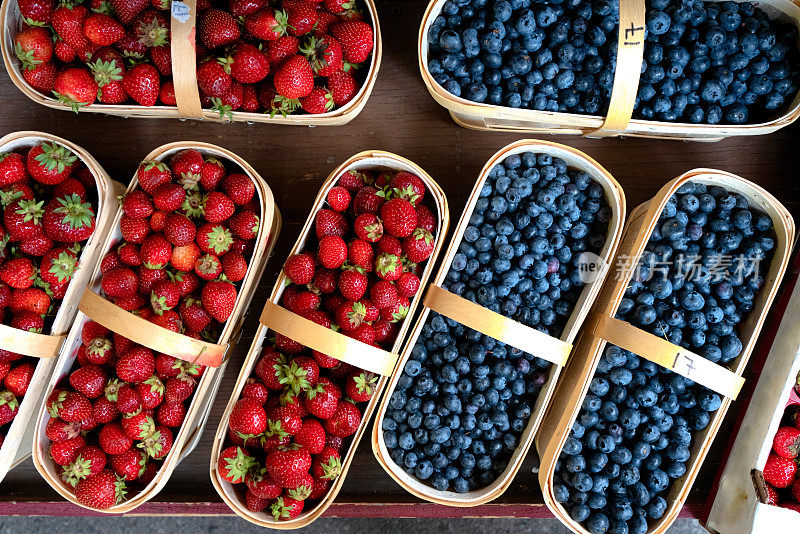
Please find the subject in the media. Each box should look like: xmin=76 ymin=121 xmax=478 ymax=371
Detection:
xmin=763 ymin=453 xmax=797 ymax=488
xmin=270 ymin=496 xmax=304 ymax=521
xmin=164 ymin=374 xmax=195 ymax=403
xmin=116 ymin=346 xmax=155 ymax=384
xmin=50 ymin=434 xmax=86 ymax=465
xmin=122 ymin=190 xmax=153 ymax=220
xmin=204 ymin=191 xmax=235 ymax=222
xmin=198 ymin=9 xmax=240 ymax=49
xmin=150 ymin=279 xmax=179 ymax=314
xmin=265 ymin=444 xmax=311 ymax=487
xmin=28 ymin=142 xmax=77 ymax=185
xmin=120 ymin=410 xmax=154 ymax=440
xmin=346 ymin=322 xmax=375 ymax=345
xmin=179 ymin=296 xmax=212 ymax=332
xmin=0 ymin=153 xmax=26 ymax=189
xmin=315 ymin=208 xmax=347 ymax=238
xmin=109 ymin=0 xmax=148 ymax=24
xmin=14 ymin=26 xmax=53 ymax=70
xmin=48 ymin=390 xmax=92 ymax=422
xmin=294 ymin=418 xmax=326 ymax=454
xmin=284 ymin=0 xmax=317 ymax=36
xmin=302 ymin=35 xmax=343 ymax=77
xmin=326 ymin=186 xmax=350 ymax=212
xmin=9 ymin=287 xmax=49 ymax=315
xmin=226 ymin=43 xmax=270 ymax=84
xmin=416 ymin=205 xmax=437 ymax=232
xmin=304 ymin=378 xmax=340 ymax=419
xmin=331 ymin=20 xmax=373 ymax=63
xmin=138 ymin=425 xmax=172 ymax=459
xmin=136 ymin=376 xmax=164 ymax=410
xmin=42 ymin=193 xmax=95 ymax=242
xmin=99 ymin=422 xmax=134 ymax=455
xmin=172 ymin=243 xmax=201 ymax=272
xmin=242 ymin=378 xmax=269 ymax=405
xmin=222 ymin=250 xmax=248 ymax=282
xmin=374 ymin=252 xmax=402 ymax=281
xmin=380 ymin=198 xmax=417 ymax=238
xmin=230 ymin=398 xmax=268 ymax=438
xmin=338 ymin=267 xmax=368 ymax=301
xmin=247 ymin=469 xmax=282 ymax=499
xmin=0 ymin=258 xmax=36 ymax=289
xmin=197 ymin=223 xmax=233 ymax=255
xmin=61 ymin=445 xmax=107 ymax=487
xmin=311 ymin=446 xmax=341 ymax=480
xmin=153 ymin=183 xmax=186 ymax=212
xmin=245 ymin=9 xmax=288 ymax=40
xmin=197 ymin=60 xmax=232 ymax=98
xmin=345 ymin=370 xmax=378 ymax=402
xmin=200 ymin=157 xmax=226 ymax=190
xmin=53 ymin=67 xmax=97 ymax=112
xmin=74 ymin=469 xmax=126 ymax=509
xmin=390 ymin=172 xmax=425 ymax=206
xmin=274 ymin=55 xmax=314 ymax=99
xmin=318 ymin=235 xmax=347 ymax=269
xmin=403 ymin=228 xmax=435 ymax=263
xmin=120 ymin=215 xmax=151 ymax=243
xmin=335 ymin=300 xmax=367 ymax=332
xmin=353 ymin=186 xmax=384 ymax=215
xmin=323 ymin=399 xmax=361 ymax=437
xmin=109 ymin=449 xmax=147 ymax=481
xmin=218 ymin=445 xmax=256 ymax=484
xmin=284 ymin=254 xmax=315 ymax=285
xmin=201 ymin=279 xmax=237 ymax=322
xmin=255 ymin=351 xmax=288 ymax=390
xmin=137 ymin=161 xmax=172 ymax=195
xmin=46 ymin=417 xmax=81 ymax=442
xmin=369 ymin=280 xmax=398 ymax=309
xmin=774 ymin=426 xmax=800 ymax=459
xmin=194 ymin=253 xmax=221 ymax=280
xmin=222 ymin=173 xmax=255 ymax=205
xmin=101 ymin=267 xmax=139 ymax=298
xmin=122 ymin=63 xmax=160 ymax=106
xmin=327 ymin=70 xmax=358 ymax=106
xmin=396 ymin=271 xmax=420 ymax=297
xmin=300 ymin=86 xmax=334 ymax=114
xmin=140 ymin=233 xmax=172 ymax=268
xmin=83 ymin=13 xmax=124 ymax=46
xmin=52 ymin=4 xmax=89 ymax=50
xmin=156 ymin=401 xmax=186 ymax=427
xmin=245 ymin=490 xmax=269 ymax=512
xmin=18 ymin=0 xmax=53 ymax=25
xmin=69 ymin=365 xmax=107 ymax=399
xmin=138 ymin=266 xmax=167 ymax=293
xmin=132 ymin=9 xmax=169 ymax=47
xmin=229 ymin=0 xmax=263 ymax=17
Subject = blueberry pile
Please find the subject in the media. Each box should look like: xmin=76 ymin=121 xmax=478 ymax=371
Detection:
xmin=382 ymin=152 xmax=611 ymax=493
xmin=552 ymin=183 xmax=776 ymax=534
xmin=427 ymin=0 xmax=800 ymax=124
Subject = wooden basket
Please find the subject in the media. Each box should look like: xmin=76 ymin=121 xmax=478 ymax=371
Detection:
xmin=209 ymin=150 xmax=450 ymax=529
xmin=0 ymin=131 xmax=123 ymax=484
xmin=418 ymin=0 xmax=800 ymax=140
xmin=536 ymin=169 xmax=796 ymax=534
xmin=371 ymin=140 xmax=626 ymax=507
xmin=31 ymin=141 xmax=282 ymax=513
xmin=0 ymin=0 xmax=381 ymax=125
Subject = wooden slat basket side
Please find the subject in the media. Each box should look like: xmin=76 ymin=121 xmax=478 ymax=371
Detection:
xmin=0 ymin=0 xmax=381 ymax=125
xmin=371 ymin=140 xmax=626 ymax=507
xmin=536 ymin=170 xmax=796 ymax=534
xmin=209 ymin=150 xmax=450 ymax=530
xmin=417 ymin=0 xmax=800 ymax=140
xmin=30 ymin=141 xmax=281 ymax=514
xmin=0 ymin=131 xmax=122 ymax=483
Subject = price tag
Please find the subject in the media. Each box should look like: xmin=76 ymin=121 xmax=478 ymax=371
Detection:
xmin=171 ymin=1 xmax=191 ymax=23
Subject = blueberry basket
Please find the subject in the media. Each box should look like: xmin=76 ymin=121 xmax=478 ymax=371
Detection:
xmin=371 ymin=139 xmax=626 ymax=506
xmin=536 ymin=170 xmax=795 ymax=534
xmin=419 ymin=0 xmax=800 ymax=140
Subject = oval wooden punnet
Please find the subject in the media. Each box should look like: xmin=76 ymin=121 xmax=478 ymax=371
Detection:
xmin=209 ymin=150 xmax=450 ymax=529
xmin=31 ymin=142 xmax=281 ymax=513
xmin=371 ymin=140 xmax=626 ymax=507
xmin=0 ymin=131 xmax=122 ymax=483
xmin=536 ymin=169 xmax=796 ymax=534
xmin=418 ymin=0 xmax=800 ymax=140
xmin=0 ymin=0 xmax=381 ymax=125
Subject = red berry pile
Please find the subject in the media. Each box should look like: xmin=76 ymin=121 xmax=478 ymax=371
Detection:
xmin=216 ymin=168 xmax=438 ymax=521
xmin=760 ymin=376 xmax=800 ymax=514
xmin=41 ymin=149 xmax=261 ymax=509
xmin=13 ymin=0 xmax=375 ymax=117
xmin=0 ymin=141 xmax=99 ymax=449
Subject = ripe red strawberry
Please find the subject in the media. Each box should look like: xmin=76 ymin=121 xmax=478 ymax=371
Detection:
xmin=50 ymin=434 xmax=86 ymax=465
xmin=218 ymin=446 xmax=257 ymax=484
xmin=153 ymin=183 xmax=186 ymax=212
xmin=403 ymin=228 xmax=435 ymax=263
xmin=101 ymin=267 xmax=138 ymax=298
xmin=140 ymin=233 xmax=171 ymax=269
xmin=200 ymin=156 xmax=226 ymax=190
xmin=222 ymin=250 xmax=248 ymax=282
xmin=98 ymin=421 xmax=133 ymax=455
xmin=38 ymin=247 xmax=77 ymax=287
xmin=137 ymin=161 xmax=171 ymax=196
xmin=178 ymin=296 xmax=212 ymax=332
xmin=245 ymin=8 xmax=289 ymax=41
xmin=18 ymin=0 xmax=53 ymax=25
xmin=325 ymin=186 xmax=350 ymax=212
xmin=245 ymin=489 xmax=269 ymax=512
xmin=763 ymin=453 xmax=797 ymax=488
xmin=196 ymin=223 xmax=232 ymax=255
xmin=335 ymin=267 xmax=366 ymax=301
xmin=109 ymin=0 xmax=148 ymax=24
xmin=109 ymin=449 xmax=147 ymax=481
xmin=381 ymin=198 xmax=417 ymax=238
xmin=122 ymin=63 xmax=160 ymax=106
xmin=139 ymin=425 xmax=173 ymax=459
xmin=317 ymin=235 xmax=347 ymax=269
xmin=171 ymin=243 xmax=201 ymax=272
xmin=149 ymin=279 xmax=179 ymax=314
xmin=416 ymin=205 xmax=437 ymax=232
xmin=0 ymin=153 xmax=26 ymax=188
xmin=298 ymin=86 xmax=333 ymax=114
xmin=311 ymin=446 xmax=342 ymax=480
xmin=53 ymin=67 xmax=97 ymax=112
xmin=774 ymin=426 xmax=800 ymax=459
xmin=116 ymin=347 xmax=155 ymax=384
xmin=335 ymin=300 xmax=367 ymax=332
xmin=292 ymin=418 xmax=326 ymax=454
xmin=83 ymin=13 xmax=124 ymax=46
xmin=42 ymin=194 xmax=95 ymax=242
xmin=265 ymin=444 xmax=311 ymax=487
xmin=28 ymin=142 xmax=77 ymax=185
xmin=274 ymin=55 xmax=314 ymax=99
xmin=118 ymin=242 xmax=142 ymax=267
xmin=164 ymin=374 xmax=196 ymax=403
xmin=92 ymin=397 xmax=119 ymax=424
xmin=52 ymin=4 xmax=89 ymax=50
xmin=156 ymin=400 xmax=186 ymax=427
xmin=284 ymin=0 xmax=317 ymax=35
xmin=331 ymin=20 xmax=373 ymax=63
xmin=270 ymin=496 xmax=304 ymax=521
xmin=48 ymin=390 xmax=92 ymax=422
xmin=132 ymin=9 xmax=168 ymax=47
xmin=197 ymin=60 xmax=233 ymax=100
xmin=122 ymin=190 xmax=153 ymax=220
xmin=229 ymin=0 xmax=263 ymax=17
xmin=370 ymin=280 xmax=398 ymax=309
xmin=315 ymin=210 xmax=347 ymax=241
xmin=284 ymin=254 xmax=315 ymax=285
xmin=198 ymin=9 xmax=240 ymax=49
xmin=374 ymin=252 xmax=402 ymax=281
xmin=345 ymin=371 xmax=378 ymax=402
xmin=389 ymin=172 xmax=425 ymax=206
xmin=9 ymin=287 xmax=49 ymax=315
xmin=396 ymin=271 xmax=420 ymax=298
xmin=68 ymin=365 xmax=107 ymax=399
xmin=344 ymin=215 xmax=380 ymax=245
xmin=201 ymin=279 xmax=237 ymax=322
xmin=247 ymin=469 xmax=282 ymax=499
xmin=230 ymin=398 xmax=268 ymax=438
xmin=194 ymin=253 xmax=222 ymax=281
xmin=135 ymin=376 xmax=164 ymax=410
xmin=353 ymin=186 xmax=384 ymax=215
xmin=204 ymin=191 xmax=235 ymax=223
xmin=138 ymin=266 xmax=167 ymax=294
xmin=225 ymin=43 xmax=269 ymax=84
xmin=46 ymin=417 xmax=81 ymax=442
xmin=74 ymin=469 xmax=126 ymax=509
xmin=120 ymin=215 xmax=150 ymax=243
xmin=324 ymin=70 xmax=356 ymax=107
xmin=304 ymin=378 xmax=340 ymax=419
xmin=120 ymin=410 xmax=154 ymax=440
xmin=255 ymin=351 xmax=288 ymax=390
xmin=301 ymin=35 xmax=343 ymax=77
xmin=14 ymin=26 xmax=53 ymax=70
xmin=323 ymin=399 xmax=361 ymax=437
xmin=242 ymin=378 xmax=269 ymax=405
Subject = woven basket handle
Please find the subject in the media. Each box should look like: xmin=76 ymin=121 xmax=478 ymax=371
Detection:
xmin=587 ymin=0 xmax=646 ymax=137
xmin=423 ymin=284 xmax=571 ymax=366
xmin=79 ymin=289 xmax=228 ymax=367
xmin=170 ymin=0 xmax=204 ymax=119
xmin=259 ymin=300 xmax=399 ymax=376
xmin=586 ymin=313 xmax=745 ymax=399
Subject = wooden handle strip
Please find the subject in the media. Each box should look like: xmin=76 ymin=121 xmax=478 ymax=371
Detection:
xmin=79 ymin=289 xmax=227 ymax=367
xmin=0 ymin=323 xmax=65 ymax=359
xmin=589 ymin=0 xmax=646 ymax=136
xmin=587 ymin=313 xmax=744 ymax=399
xmin=259 ymin=300 xmax=398 ymax=376
xmin=423 ymin=285 xmax=572 ymax=367
xmin=170 ymin=0 xmax=204 ymax=119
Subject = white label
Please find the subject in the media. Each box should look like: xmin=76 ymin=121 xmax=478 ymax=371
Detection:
xmin=578 ymin=251 xmax=605 ymax=284
xmin=672 ymin=350 xmax=698 ymax=380
xmin=171 ymin=1 xmax=191 ymax=23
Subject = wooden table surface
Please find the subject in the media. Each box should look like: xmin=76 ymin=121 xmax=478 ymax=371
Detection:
xmin=1 ymin=0 xmax=799 ymax=518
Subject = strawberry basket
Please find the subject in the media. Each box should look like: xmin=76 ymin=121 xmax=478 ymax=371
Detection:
xmin=31 ymin=141 xmax=280 ymax=512
xmin=0 ymin=130 xmax=122 ymax=484
xmin=0 ymin=0 xmax=381 ymax=124
xmin=536 ymin=170 xmax=795 ymax=534
xmin=371 ymin=140 xmax=625 ymax=507
xmin=209 ymin=150 xmax=449 ymax=528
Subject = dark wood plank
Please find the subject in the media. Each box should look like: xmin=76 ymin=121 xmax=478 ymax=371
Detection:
xmin=1 ymin=0 xmax=799 ymax=514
